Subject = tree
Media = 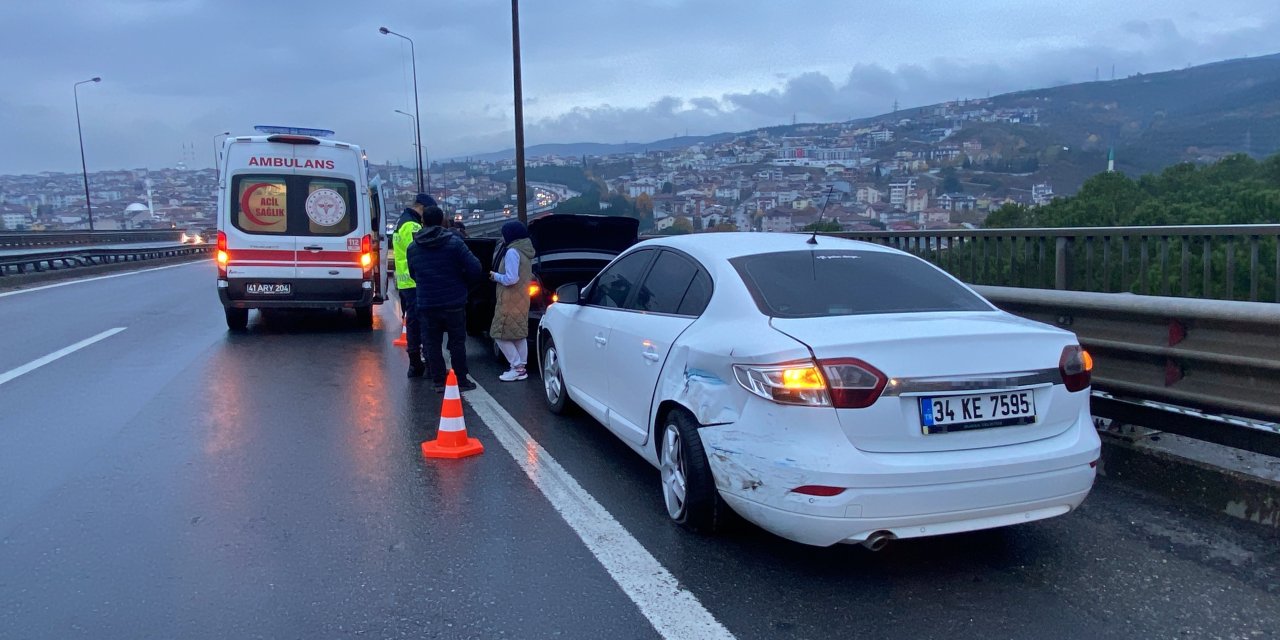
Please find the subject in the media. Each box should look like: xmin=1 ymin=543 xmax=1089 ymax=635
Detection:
xmin=941 ymin=167 xmax=962 ymax=194
xmin=607 ymin=193 xmax=634 ymax=217
xmin=635 ymin=193 xmax=655 ymax=230
xmin=661 ymin=181 xmax=674 ymax=194
xmin=708 ymin=222 xmax=739 ymax=232
xmin=554 ymin=190 xmax=601 ymax=215
xmin=984 ymin=203 xmax=1035 ymax=228
xmin=664 ymin=216 xmax=694 ymax=235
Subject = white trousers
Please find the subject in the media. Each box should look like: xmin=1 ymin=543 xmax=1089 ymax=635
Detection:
xmin=495 ymin=339 xmax=528 ymax=369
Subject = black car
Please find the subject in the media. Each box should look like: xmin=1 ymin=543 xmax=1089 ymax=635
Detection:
xmin=464 ymin=214 xmax=639 ymax=344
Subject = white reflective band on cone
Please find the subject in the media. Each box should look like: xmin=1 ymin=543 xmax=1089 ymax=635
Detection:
xmin=438 ymin=415 xmax=466 ymax=433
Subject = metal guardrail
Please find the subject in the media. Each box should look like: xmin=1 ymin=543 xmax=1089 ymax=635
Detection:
xmin=0 ymin=230 xmax=183 ymax=249
xmin=0 ymin=243 xmax=211 ymax=276
xmin=837 ymin=224 xmax=1280 ymax=303
xmin=975 ymin=285 xmax=1280 ymax=456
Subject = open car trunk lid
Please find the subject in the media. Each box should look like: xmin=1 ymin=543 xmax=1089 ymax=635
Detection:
xmin=528 ymin=214 xmax=638 ymax=256
xmin=529 ymin=214 xmax=639 ymax=292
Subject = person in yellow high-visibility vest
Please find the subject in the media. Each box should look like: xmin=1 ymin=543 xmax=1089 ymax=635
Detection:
xmin=393 ymin=193 xmax=434 ymax=378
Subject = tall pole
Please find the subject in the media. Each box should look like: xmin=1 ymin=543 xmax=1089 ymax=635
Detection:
xmin=74 ymin=77 xmax=101 ymax=231
xmin=380 ymin=27 xmax=425 ymax=194
xmin=511 ymin=0 xmax=528 ymax=225
xmin=212 ymin=131 xmax=229 ymax=181
xmin=394 ymin=110 xmax=421 ymax=189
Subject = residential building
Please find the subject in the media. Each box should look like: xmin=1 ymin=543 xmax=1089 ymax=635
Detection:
xmin=905 ymin=189 xmax=929 ymax=213
xmin=888 ymin=178 xmax=917 ymax=207
xmin=761 ymin=209 xmax=793 ymax=233
xmin=936 ymin=193 xmax=978 ymax=211
xmin=856 ymin=185 xmax=882 ymax=204
xmin=1032 ymin=183 xmax=1055 ymax=206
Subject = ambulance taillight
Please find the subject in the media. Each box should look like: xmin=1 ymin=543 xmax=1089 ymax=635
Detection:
xmin=360 ymin=234 xmax=373 ymax=272
xmin=216 ymin=231 xmax=229 ymax=275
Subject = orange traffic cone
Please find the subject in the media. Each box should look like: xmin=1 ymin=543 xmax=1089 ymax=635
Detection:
xmin=421 ymin=370 xmax=484 ymax=459
xmin=393 ymin=320 xmax=408 ymax=347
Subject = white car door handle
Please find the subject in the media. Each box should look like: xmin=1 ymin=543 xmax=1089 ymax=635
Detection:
xmin=642 ymin=352 xmax=660 ymax=363
xmin=594 ymin=335 xmax=608 ymax=346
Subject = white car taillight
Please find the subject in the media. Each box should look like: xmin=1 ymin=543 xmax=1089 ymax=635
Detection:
xmin=819 ymin=358 xmax=887 ymax=409
xmin=1059 ymin=345 xmax=1093 ymax=392
xmin=733 ymin=362 xmax=831 ymax=406
xmin=734 ymin=358 xmax=888 ymax=409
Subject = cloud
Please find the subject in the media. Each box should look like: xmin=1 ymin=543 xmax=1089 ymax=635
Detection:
xmin=0 ymin=0 xmax=1277 ymax=173
xmin=482 ymin=12 xmax=1280 ymax=154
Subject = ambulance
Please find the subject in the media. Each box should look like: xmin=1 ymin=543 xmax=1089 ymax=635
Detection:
xmin=215 ymin=126 xmax=388 ymax=331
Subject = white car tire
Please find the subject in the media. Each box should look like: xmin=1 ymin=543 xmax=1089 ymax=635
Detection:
xmin=660 ymin=409 xmax=732 ymax=534
xmin=540 ymin=337 xmax=574 ymax=415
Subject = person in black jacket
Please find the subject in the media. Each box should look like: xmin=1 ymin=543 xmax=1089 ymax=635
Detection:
xmin=406 ymin=206 xmax=483 ymax=392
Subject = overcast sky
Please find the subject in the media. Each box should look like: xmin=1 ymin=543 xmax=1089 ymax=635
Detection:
xmin=1 ymin=0 xmax=1277 ymax=175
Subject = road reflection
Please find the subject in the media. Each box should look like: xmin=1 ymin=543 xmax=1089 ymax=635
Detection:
xmin=204 ymin=353 xmax=249 ymax=458
xmin=347 ymin=347 xmax=390 ymax=486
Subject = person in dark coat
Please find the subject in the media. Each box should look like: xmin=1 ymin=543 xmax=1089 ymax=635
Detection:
xmin=406 ymin=205 xmax=483 ymax=392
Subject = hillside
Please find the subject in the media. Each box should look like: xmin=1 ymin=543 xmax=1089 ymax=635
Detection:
xmin=459 ymin=53 xmax=1280 ymax=193
xmin=457 ymin=133 xmax=736 ymax=163
xmin=990 ymin=53 xmax=1280 ymax=174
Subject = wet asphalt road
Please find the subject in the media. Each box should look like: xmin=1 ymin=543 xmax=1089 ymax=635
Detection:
xmin=1 ymin=261 xmax=1277 ymax=639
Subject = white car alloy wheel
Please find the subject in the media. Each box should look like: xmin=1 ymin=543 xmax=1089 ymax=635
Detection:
xmin=658 ymin=410 xmax=731 ymax=533
xmin=661 ymin=428 xmax=688 ymax=520
xmin=541 ymin=338 xmax=570 ymax=414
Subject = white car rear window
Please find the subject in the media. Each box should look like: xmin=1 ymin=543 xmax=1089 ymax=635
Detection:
xmin=731 ymin=250 xmax=992 ymax=318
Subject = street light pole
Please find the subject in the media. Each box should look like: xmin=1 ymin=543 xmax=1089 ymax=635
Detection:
xmin=74 ymin=77 xmax=101 ymax=231
xmin=212 ymin=131 xmax=230 ymax=181
xmin=511 ymin=0 xmax=528 ymax=225
xmin=380 ymin=27 xmax=426 ymax=194
xmin=394 ymin=109 xmax=422 ymax=190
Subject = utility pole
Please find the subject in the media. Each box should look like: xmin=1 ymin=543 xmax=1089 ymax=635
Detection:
xmin=379 ymin=27 xmax=425 ymax=194
xmin=511 ymin=0 xmax=528 ymax=224
xmin=74 ymin=77 xmax=101 ymax=231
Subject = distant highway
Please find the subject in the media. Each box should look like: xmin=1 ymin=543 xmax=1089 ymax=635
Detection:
xmin=462 ymin=183 xmax=570 ymax=237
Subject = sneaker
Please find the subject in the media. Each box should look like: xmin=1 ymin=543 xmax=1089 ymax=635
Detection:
xmin=457 ymin=378 xmax=478 ymax=392
xmin=499 ymin=367 xmax=528 ymax=382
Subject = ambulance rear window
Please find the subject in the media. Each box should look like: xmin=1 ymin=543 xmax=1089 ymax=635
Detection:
xmin=231 ymin=174 xmax=357 ymax=237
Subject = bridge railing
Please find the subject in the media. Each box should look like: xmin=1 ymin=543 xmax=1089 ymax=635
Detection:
xmin=973 ymin=285 xmax=1280 ymax=456
xmin=834 ymin=224 xmax=1280 ymax=303
xmin=0 ymin=230 xmax=183 ymax=249
xmin=0 ymin=243 xmax=210 ymax=276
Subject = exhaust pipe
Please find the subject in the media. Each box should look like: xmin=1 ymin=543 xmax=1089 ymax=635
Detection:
xmin=861 ymin=530 xmax=895 ymax=551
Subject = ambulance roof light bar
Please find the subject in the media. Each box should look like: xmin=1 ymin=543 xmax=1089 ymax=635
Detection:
xmin=253 ymin=125 xmax=335 ymax=137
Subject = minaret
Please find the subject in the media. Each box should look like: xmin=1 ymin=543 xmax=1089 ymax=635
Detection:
xmin=1107 ymin=147 xmax=1115 ymax=173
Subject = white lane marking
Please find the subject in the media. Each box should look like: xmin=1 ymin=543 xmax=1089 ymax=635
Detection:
xmin=0 ymin=328 xmax=127 ymax=386
xmin=0 ymin=261 xmax=205 ymax=299
xmin=464 ymin=385 xmax=737 ymax=640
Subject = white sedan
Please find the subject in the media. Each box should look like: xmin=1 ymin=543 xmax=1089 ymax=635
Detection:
xmin=537 ymin=233 xmax=1100 ymax=548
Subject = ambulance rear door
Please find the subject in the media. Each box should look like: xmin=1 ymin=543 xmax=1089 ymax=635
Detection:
xmin=290 ymin=142 xmax=367 ymax=289
xmin=226 ymin=162 xmax=297 ymax=285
